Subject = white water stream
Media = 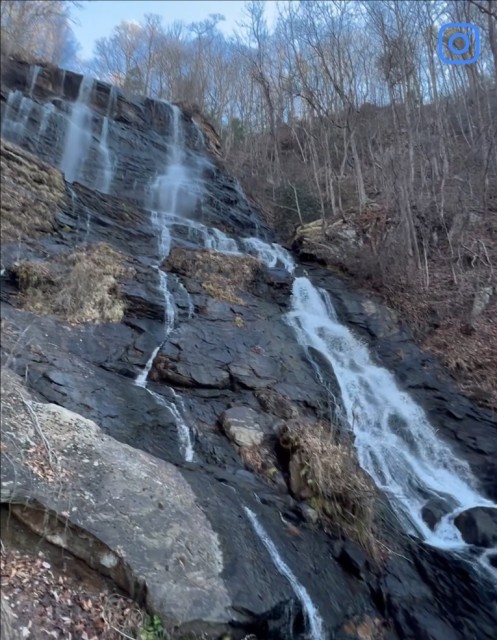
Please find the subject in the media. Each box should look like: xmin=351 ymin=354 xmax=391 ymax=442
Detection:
xmin=285 ymin=276 xmax=496 ymax=576
xmin=98 ymin=86 xmax=118 ymax=194
xmin=60 ymin=76 xmax=94 ymax=183
xmin=134 ymin=102 xmax=205 ymax=461
xmin=244 ymin=507 xmax=325 ymax=640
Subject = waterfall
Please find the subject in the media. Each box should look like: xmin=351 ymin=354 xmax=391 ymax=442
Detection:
xmin=28 ymin=65 xmax=42 ymax=96
xmin=135 ymin=103 xmax=208 ymax=462
xmin=60 ymin=76 xmax=95 ymax=183
xmin=204 ymin=227 xmax=239 ymax=253
xmin=151 ymin=211 xmax=171 ymax=257
xmin=98 ymin=86 xmax=117 ymax=194
xmin=242 ymin=237 xmax=296 ymax=272
xmin=154 ymin=388 xmax=194 ymax=462
xmin=1 ymin=91 xmax=35 ymax=143
xmin=98 ymin=116 xmax=112 ymax=193
xmin=134 ymin=268 xmax=176 ymax=384
xmin=133 ymin=266 xmax=194 ymax=462
xmin=84 ymin=208 xmax=92 ymax=244
xmin=135 ymin=345 xmax=161 ymax=388
xmin=244 ymin=507 xmax=325 ymax=640
xmin=38 ymin=102 xmax=55 ymax=141
xmin=285 ymin=276 xmax=496 ymax=558
xmin=149 ymin=102 xmax=209 ymax=218
xmin=149 ymin=104 xmax=189 ymax=215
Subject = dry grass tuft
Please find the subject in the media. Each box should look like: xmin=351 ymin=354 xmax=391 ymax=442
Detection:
xmin=342 ymin=614 xmax=385 ymax=640
xmin=0 ymin=139 xmax=65 ymax=243
xmin=202 ymin=278 xmax=244 ymax=305
xmin=164 ymin=247 xmax=261 ymax=305
xmin=280 ymin=420 xmax=378 ymax=554
xmin=13 ymin=244 xmax=134 ymax=324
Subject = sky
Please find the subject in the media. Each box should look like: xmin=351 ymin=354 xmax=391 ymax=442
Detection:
xmin=72 ymin=0 xmax=279 ymax=59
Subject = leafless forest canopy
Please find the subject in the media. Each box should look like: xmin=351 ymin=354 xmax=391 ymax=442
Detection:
xmin=2 ymin=0 xmax=497 ymax=399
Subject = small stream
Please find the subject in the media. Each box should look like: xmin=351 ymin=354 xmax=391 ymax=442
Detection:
xmin=130 ymin=101 xmax=327 ymax=638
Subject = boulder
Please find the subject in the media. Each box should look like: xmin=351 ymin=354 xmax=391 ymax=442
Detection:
xmin=220 ymin=406 xmax=266 ymax=447
xmin=454 ymin=507 xmax=497 ymax=548
xmin=300 ymin=504 xmax=319 ymax=525
xmin=421 ymin=497 xmax=457 ymax=531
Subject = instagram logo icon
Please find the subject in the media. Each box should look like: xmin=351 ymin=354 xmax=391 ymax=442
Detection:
xmin=438 ymin=23 xmax=480 ymax=65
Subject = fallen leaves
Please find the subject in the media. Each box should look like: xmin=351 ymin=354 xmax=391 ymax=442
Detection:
xmin=23 ymin=444 xmax=69 ymax=484
xmin=1 ymin=549 xmax=143 ymax=639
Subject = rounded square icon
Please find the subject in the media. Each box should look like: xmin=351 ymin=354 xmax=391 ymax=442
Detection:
xmin=438 ymin=23 xmax=480 ymax=65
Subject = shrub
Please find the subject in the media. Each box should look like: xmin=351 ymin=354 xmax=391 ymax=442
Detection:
xmin=280 ymin=420 xmax=378 ymax=553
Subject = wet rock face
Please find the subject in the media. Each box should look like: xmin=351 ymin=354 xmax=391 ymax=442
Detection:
xmin=1 ymin=57 xmax=267 ymax=240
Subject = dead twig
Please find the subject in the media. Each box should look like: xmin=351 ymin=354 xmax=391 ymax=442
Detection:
xmin=19 ymin=395 xmax=57 ymax=470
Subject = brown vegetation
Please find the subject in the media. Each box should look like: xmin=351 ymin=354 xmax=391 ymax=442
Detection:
xmin=0 ymin=546 xmax=146 ymax=640
xmin=342 ymin=615 xmax=386 ymax=640
xmin=279 ymin=420 xmax=378 ymax=554
xmin=0 ymin=139 xmax=65 ymax=243
xmin=164 ymin=247 xmax=261 ymax=305
xmin=13 ymin=244 xmax=133 ymax=324
xmin=423 ymin=309 xmax=497 ymax=408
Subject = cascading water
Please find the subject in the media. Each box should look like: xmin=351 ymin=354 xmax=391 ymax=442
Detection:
xmin=155 ymin=388 xmax=194 ymax=462
xmin=134 ymin=260 xmax=195 ymax=462
xmin=150 ymin=104 xmax=193 ymax=215
xmin=38 ymin=102 xmax=55 ymax=141
xmin=98 ymin=87 xmax=117 ymax=194
xmin=28 ymin=65 xmax=41 ymax=96
xmin=1 ymin=91 xmax=34 ymax=143
xmin=242 ymin=237 xmax=296 ymax=272
xmin=60 ymin=76 xmax=94 ymax=183
xmin=136 ymin=106 xmax=202 ymax=460
xmin=284 ymin=276 xmax=497 ymax=577
xmin=244 ymin=507 xmax=325 ymax=640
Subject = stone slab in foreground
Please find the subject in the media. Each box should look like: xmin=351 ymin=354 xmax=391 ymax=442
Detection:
xmin=0 ymin=368 xmax=231 ymax=626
